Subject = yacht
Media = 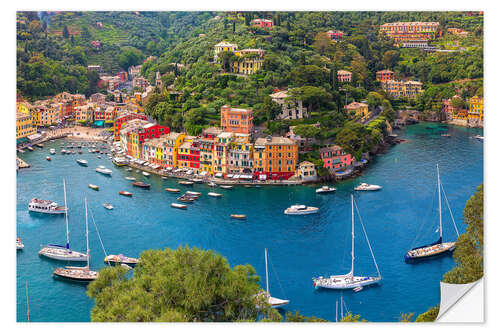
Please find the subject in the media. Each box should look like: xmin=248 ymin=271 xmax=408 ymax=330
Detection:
xmin=316 ymin=186 xmax=336 ymax=194
xmin=112 ymin=157 xmax=128 ymax=167
xmin=207 ymin=192 xmax=222 ymax=198
xmin=104 ymin=254 xmax=139 ymax=266
xmin=96 ymin=167 xmax=112 ymax=175
xmin=142 ymin=171 xmax=150 ymax=177
xmin=28 ymin=198 xmax=66 ymax=215
xmin=17 ymin=238 xmax=24 ymax=250
xmin=49 ymin=148 xmax=56 ymax=155
xmin=103 ymin=203 xmax=113 ymax=210
xmin=77 ymin=159 xmax=88 ymax=166
xmin=284 ymin=204 xmax=319 ymax=215
xmin=354 ymin=183 xmax=382 ymax=191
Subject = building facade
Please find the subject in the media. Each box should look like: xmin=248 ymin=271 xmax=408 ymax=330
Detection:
xmin=319 ymin=145 xmax=353 ymax=172
xmin=345 ymin=102 xmax=370 ymax=122
xmin=220 ymin=105 xmax=254 ymax=135
xmin=253 ymin=136 xmax=298 ymax=180
xmin=16 ymin=113 xmax=36 ymax=140
xmin=113 ymin=112 xmax=148 ymax=142
xmin=376 ymin=70 xmax=395 ymax=82
xmin=337 ymin=70 xmax=352 ymax=83
xmin=270 ymin=90 xmax=307 ymax=120
xmin=214 ymin=41 xmax=238 ymax=62
xmin=381 ymin=80 xmax=423 ymax=99
xmin=380 ymin=22 xmax=441 ymax=44
xmin=251 ymin=19 xmax=273 ymax=28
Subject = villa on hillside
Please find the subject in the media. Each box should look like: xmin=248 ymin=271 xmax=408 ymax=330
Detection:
xmin=270 ymin=90 xmax=307 ymax=120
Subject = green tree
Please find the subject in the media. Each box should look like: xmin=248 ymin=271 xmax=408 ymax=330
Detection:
xmin=313 ymin=32 xmax=333 ymax=56
xmin=340 ymin=313 xmax=367 ymax=322
xmin=62 ymin=25 xmax=69 ymax=39
xmin=87 ymin=246 xmax=280 ymax=322
xmin=118 ymin=47 xmax=145 ymax=71
xmin=416 ymin=305 xmax=440 ymax=322
xmin=261 ymin=96 xmax=282 ymax=120
xmin=285 ymin=311 xmax=327 ymax=322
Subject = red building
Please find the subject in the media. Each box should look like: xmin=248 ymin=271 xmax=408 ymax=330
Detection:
xmin=113 ymin=112 xmax=148 ymax=142
xmin=319 ymin=145 xmax=353 ymax=172
xmin=136 ymin=123 xmax=170 ymax=141
xmin=326 ymin=30 xmax=343 ymax=41
xmin=116 ymin=71 xmax=128 ymax=82
xmin=251 ymin=19 xmax=273 ymax=28
xmin=177 ymin=140 xmax=200 ymax=170
xmin=376 ymin=70 xmax=395 ymax=82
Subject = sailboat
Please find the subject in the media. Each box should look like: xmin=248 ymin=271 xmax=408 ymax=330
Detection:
xmin=53 ymin=198 xmax=99 ymax=282
xmin=39 ymin=180 xmax=88 ymax=262
xmin=335 ymin=294 xmax=347 ymax=322
xmin=259 ymin=248 xmax=289 ymax=308
xmin=404 ymin=165 xmax=459 ymax=262
xmin=313 ymin=195 xmax=381 ymax=290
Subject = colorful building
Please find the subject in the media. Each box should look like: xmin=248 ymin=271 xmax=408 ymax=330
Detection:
xmin=326 ymin=30 xmax=343 ymax=41
xmin=379 ymin=22 xmax=440 ymax=44
xmin=74 ymin=105 xmax=94 ymax=123
xmin=227 ymin=136 xmax=254 ymax=174
xmin=162 ymin=132 xmax=186 ymax=169
xmin=468 ymin=95 xmax=483 ymax=120
xmin=113 ymin=112 xmax=148 ymax=142
xmin=214 ymin=41 xmax=238 ymax=62
xmin=381 ymin=80 xmax=423 ymax=99
xmin=230 ymin=58 xmax=263 ymax=75
xmin=17 ymin=102 xmax=32 ymax=115
xmin=345 ymin=102 xmax=370 ymax=122
xmin=213 ymin=132 xmax=233 ymax=175
xmin=31 ymin=105 xmax=60 ymax=126
xmin=297 ymin=161 xmax=317 ymax=181
xmin=270 ymin=90 xmax=307 ymax=120
xmin=251 ymin=18 xmax=273 ymax=28
xmin=177 ymin=140 xmax=200 ymax=171
xmin=319 ymin=145 xmax=353 ymax=173
xmin=220 ymin=105 xmax=254 ymax=135
xmin=198 ymin=127 xmax=222 ymax=175
xmin=337 ymin=70 xmax=352 ymax=83
xmin=16 ymin=112 xmax=36 ymax=141
xmin=253 ymin=136 xmax=298 ymax=180
xmin=376 ymin=70 xmax=395 ymax=82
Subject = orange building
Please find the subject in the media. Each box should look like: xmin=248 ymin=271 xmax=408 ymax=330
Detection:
xmin=220 ymin=105 xmax=254 ymax=135
xmin=376 ymin=70 xmax=395 ymax=82
xmin=253 ymin=136 xmax=298 ymax=180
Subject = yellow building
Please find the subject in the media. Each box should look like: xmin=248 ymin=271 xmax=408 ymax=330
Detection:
xmin=254 ymin=136 xmax=298 ymax=180
xmin=30 ymin=106 xmax=59 ymax=126
xmin=230 ymin=58 xmax=263 ymax=75
xmin=468 ymin=95 xmax=483 ymax=120
xmin=345 ymin=102 xmax=370 ymax=122
xmin=214 ymin=41 xmax=238 ymax=61
xmin=381 ymin=80 xmax=423 ymax=99
xmin=17 ymin=102 xmax=32 ymax=115
xmin=74 ymin=105 xmax=94 ymax=123
xmin=16 ymin=112 xmax=37 ymax=140
xmin=164 ymin=132 xmax=186 ymax=168
xmin=213 ymin=132 xmax=233 ymax=175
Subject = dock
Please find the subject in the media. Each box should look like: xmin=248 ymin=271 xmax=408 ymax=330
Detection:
xmin=17 ymin=157 xmax=29 ymax=169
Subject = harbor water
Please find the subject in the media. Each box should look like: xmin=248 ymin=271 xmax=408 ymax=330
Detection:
xmin=16 ymin=123 xmax=483 ymax=322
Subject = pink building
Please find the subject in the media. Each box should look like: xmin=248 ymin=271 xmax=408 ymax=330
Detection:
xmin=326 ymin=30 xmax=343 ymax=41
xmin=251 ymin=19 xmax=273 ymax=28
xmin=337 ymin=70 xmax=352 ymax=83
xmin=319 ymin=145 xmax=353 ymax=172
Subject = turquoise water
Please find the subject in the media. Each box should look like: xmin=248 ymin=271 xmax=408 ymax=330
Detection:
xmin=16 ymin=123 xmax=483 ymax=322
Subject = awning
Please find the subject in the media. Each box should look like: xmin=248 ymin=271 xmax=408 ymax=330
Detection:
xmin=233 ymin=175 xmax=240 ymax=179
xmin=94 ymin=120 xmax=104 ymax=127
xmin=240 ymin=175 xmax=253 ymax=179
xmin=199 ymin=171 xmax=207 ymax=176
xmin=166 ymin=167 xmax=173 ymax=171
xmin=259 ymin=174 xmax=267 ymax=180
xmin=215 ymin=172 xmax=223 ymax=178
xmin=27 ymin=133 xmax=42 ymax=141
xmin=227 ymin=174 xmax=234 ymax=178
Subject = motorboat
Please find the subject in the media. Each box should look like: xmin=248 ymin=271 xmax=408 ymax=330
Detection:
xmin=230 ymin=214 xmax=246 ymax=220
xmin=142 ymin=171 xmax=150 ymax=177
xmin=132 ymin=181 xmax=151 ymax=189
xmin=119 ymin=191 xmax=133 ymax=197
xmin=171 ymin=203 xmax=187 ymax=210
xmin=113 ymin=157 xmax=128 ymax=167
xmin=208 ymin=182 xmax=217 ymax=187
xmin=96 ymin=167 xmax=112 ymax=175
xmin=219 ymin=185 xmax=233 ymax=189
xmin=104 ymin=254 xmax=139 ymax=266
xmin=441 ymin=134 xmax=451 ymax=137
xmin=354 ymin=183 xmax=382 ymax=191
xmin=473 ymin=135 xmax=484 ymax=142
xmin=165 ymin=188 xmax=180 ymax=193
xmin=46 ymin=156 xmax=51 ymax=161
xmin=177 ymin=194 xmax=195 ymax=203
xmin=77 ymin=159 xmax=88 ymax=166
xmin=36 ymin=143 xmax=44 ymax=148
xmin=179 ymin=181 xmax=194 ymax=185
xmin=284 ymin=204 xmax=319 ymax=215
xmin=207 ymin=192 xmax=222 ymax=198
xmin=186 ymin=191 xmax=201 ymax=196
xmin=103 ymin=203 xmax=113 ymax=210
xmin=316 ymin=186 xmax=336 ymax=194
xmin=17 ymin=237 xmax=24 ymax=250
xmin=127 ymin=168 xmax=132 ymax=171
xmin=88 ymin=184 xmax=99 ymax=191
xmin=190 ymin=178 xmax=204 ymax=184
xmin=49 ymin=148 xmax=56 ymax=155
xmin=28 ymin=198 xmax=66 ymax=215
xmin=125 ymin=177 xmax=136 ymax=181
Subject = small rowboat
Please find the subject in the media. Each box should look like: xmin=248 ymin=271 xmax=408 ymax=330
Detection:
xmin=89 ymin=184 xmax=99 ymax=191
xmin=165 ymin=188 xmax=180 ymax=193
xmin=441 ymin=134 xmax=451 ymax=137
xmin=132 ymin=181 xmax=151 ymax=188
xmin=119 ymin=191 xmax=132 ymax=197
xmin=220 ymin=185 xmax=233 ymax=189
xmin=27 ymin=146 xmax=34 ymax=151
xmin=177 ymin=195 xmax=195 ymax=203
xmin=103 ymin=203 xmax=113 ymax=210
xmin=208 ymin=192 xmax=222 ymax=198
xmin=186 ymin=191 xmax=201 ymax=196
xmin=179 ymin=181 xmax=194 ymax=186
xmin=46 ymin=156 xmax=51 ymax=161
xmin=231 ymin=214 xmax=246 ymax=220
xmin=171 ymin=203 xmax=187 ymax=210
xmin=125 ymin=177 xmax=136 ymax=181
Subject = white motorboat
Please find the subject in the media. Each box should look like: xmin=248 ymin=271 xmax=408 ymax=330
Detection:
xmin=77 ymin=159 xmax=88 ymax=166
xmin=61 ymin=149 xmax=66 ymax=154
xmin=49 ymin=148 xmax=56 ymax=155
xmin=313 ymin=195 xmax=382 ymax=290
xmin=190 ymin=178 xmax=203 ymax=184
xmin=39 ymin=180 xmax=88 ymax=262
xmin=208 ymin=182 xmax=217 ymax=187
xmin=17 ymin=237 xmax=24 ymax=250
xmin=127 ymin=168 xmax=133 ymax=171
xmin=125 ymin=177 xmax=136 ymax=181
xmin=53 ymin=198 xmax=98 ymax=281
xmin=179 ymin=180 xmax=194 ymax=185
xmin=207 ymin=192 xmax=222 ymax=197
xmin=142 ymin=171 xmax=150 ymax=177
xmin=28 ymin=198 xmax=66 ymax=215
xmin=219 ymin=185 xmax=233 ymax=189
xmin=284 ymin=204 xmax=319 ymax=215
xmin=354 ymin=183 xmax=382 ymax=191
xmin=96 ymin=167 xmax=112 ymax=175
xmin=186 ymin=191 xmax=201 ymax=196
xmin=171 ymin=203 xmax=187 ymax=210
xmin=473 ymin=135 xmax=484 ymax=142
xmin=103 ymin=203 xmax=114 ymax=210
xmin=104 ymin=254 xmax=139 ymax=266
xmin=316 ymin=186 xmax=336 ymax=194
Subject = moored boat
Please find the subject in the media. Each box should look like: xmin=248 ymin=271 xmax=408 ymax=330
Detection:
xmin=230 ymin=214 xmax=247 ymax=220
xmin=27 ymin=146 xmax=34 ymax=151
xmin=473 ymin=135 xmax=484 ymax=142
xmin=171 ymin=203 xmax=187 ymax=209
xmin=103 ymin=203 xmax=113 ymax=210
xmin=16 ymin=237 xmax=24 ymax=250
xmin=207 ymin=192 xmax=222 ymax=197
xmin=208 ymin=182 xmax=217 ymax=187
xmin=104 ymin=254 xmax=139 ymax=266
xmin=88 ymin=184 xmax=99 ymax=191
xmin=284 ymin=204 xmax=318 ymax=215
xmin=119 ymin=191 xmax=132 ymax=197
xmin=113 ymin=157 xmax=128 ymax=166
xmin=354 ymin=183 xmax=382 ymax=191
xmin=165 ymin=188 xmax=180 ymax=193
xmin=96 ymin=167 xmax=112 ymax=175
xmin=179 ymin=180 xmax=194 ymax=185
xmin=219 ymin=185 xmax=233 ymax=189
xmin=46 ymin=156 xmax=51 ymax=161
xmin=28 ymin=198 xmax=66 ymax=215
xmin=316 ymin=186 xmax=336 ymax=194
xmin=132 ymin=181 xmax=151 ymax=188
xmin=142 ymin=171 xmax=150 ymax=177
xmin=185 ymin=191 xmax=201 ymax=196
xmin=49 ymin=148 xmax=56 ymax=155
xmin=125 ymin=177 xmax=136 ymax=181
xmin=77 ymin=159 xmax=88 ymax=166
xmin=177 ymin=194 xmax=195 ymax=203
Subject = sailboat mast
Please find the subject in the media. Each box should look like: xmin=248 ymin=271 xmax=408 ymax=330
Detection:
xmin=265 ymin=248 xmax=269 ymax=295
xmin=341 ymin=294 xmax=344 ymax=320
xmin=350 ymin=195 xmax=355 ymax=276
xmin=85 ymin=198 xmax=89 ymax=269
xmin=336 ymin=300 xmax=338 ymax=322
xmin=63 ymin=179 xmax=69 ymax=249
xmin=437 ymin=164 xmax=442 ymax=239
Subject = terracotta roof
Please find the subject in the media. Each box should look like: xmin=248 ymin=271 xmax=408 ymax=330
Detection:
xmin=255 ymin=136 xmax=296 ymax=146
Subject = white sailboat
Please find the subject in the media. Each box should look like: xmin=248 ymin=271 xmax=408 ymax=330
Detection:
xmin=39 ymin=180 xmax=88 ymax=262
xmin=313 ymin=195 xmax=381 ymax=290
xmin=53 ymin=198 xmax=98 ymax=282
xmin=260 ymin=248 xmax=289 ymax=308
xmin=404 ymin=164 xmax=459 ymax=262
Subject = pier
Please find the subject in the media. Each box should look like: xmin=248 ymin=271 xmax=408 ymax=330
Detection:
xmin=17 ymin=157 xmax=29 ymax=169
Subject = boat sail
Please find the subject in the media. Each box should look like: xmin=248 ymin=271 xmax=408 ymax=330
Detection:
xmin=53 ymin=198 xmax=98 ymax=282
xmin=260 ymin=248 xmax=289 ymax=308
xmin=39 ymin=180 xmax=88 ymax=262
xmin=404 ymin=165 xmax=459 ymax=262
xmin=313 ymin=195 xmax=381 ymax=290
